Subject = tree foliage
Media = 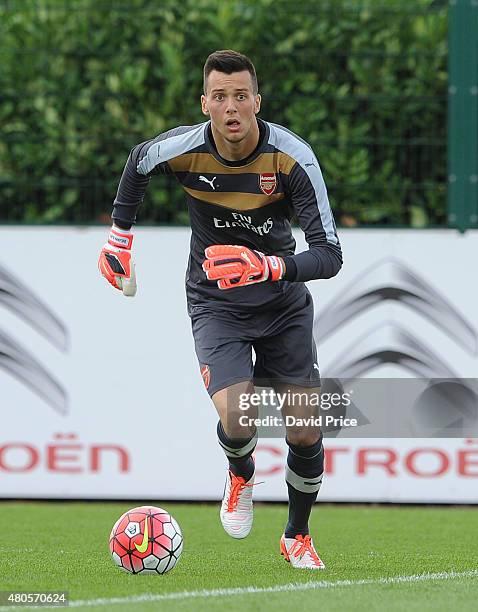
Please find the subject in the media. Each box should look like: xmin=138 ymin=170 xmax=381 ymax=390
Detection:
xmin=0 ymin=0 xmax=447 ymax=226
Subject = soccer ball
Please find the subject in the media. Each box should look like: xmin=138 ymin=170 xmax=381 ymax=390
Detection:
xmin=109 ymin=505 xmax=183 ymax=574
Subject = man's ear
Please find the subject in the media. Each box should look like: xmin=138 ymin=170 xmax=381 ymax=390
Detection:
xmin=201 ymin=94 xmax=209 ymax=116
xmin=254 ymin=93 xmax=261 ymax=114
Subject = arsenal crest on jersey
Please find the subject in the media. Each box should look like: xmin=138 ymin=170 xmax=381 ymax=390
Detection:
xmin=259 ymin=173 xmax=277 ymax=196
xmin=200 ymin=364 xmax=211 ymax=390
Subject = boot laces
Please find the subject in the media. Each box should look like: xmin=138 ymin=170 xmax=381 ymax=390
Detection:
xmin=226 ymin=472 xmax=261 ymax=512
xmin=289 ymin=535 xmax=321 ymax=564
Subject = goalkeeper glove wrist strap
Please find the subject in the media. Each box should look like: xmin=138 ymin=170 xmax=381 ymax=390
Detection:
xmin=108 ymin=226 xmax=133 ymax=250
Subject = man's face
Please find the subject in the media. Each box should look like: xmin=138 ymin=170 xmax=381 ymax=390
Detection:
xmin=201 ymin=70 xmax=261 ymax=144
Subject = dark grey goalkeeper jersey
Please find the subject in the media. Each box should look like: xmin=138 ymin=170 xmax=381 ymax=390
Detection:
xmin=112 ymin=119 xmax=342 ymax=311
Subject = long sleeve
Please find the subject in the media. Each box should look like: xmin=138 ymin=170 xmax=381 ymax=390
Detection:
xmin=282 ymin=160 xmax=342 ymax=282
xmin=111 ymin=136 xmax=172 ymax=229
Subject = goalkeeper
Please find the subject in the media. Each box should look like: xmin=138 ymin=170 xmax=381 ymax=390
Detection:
xmin=99 ymin=50 xmax=342 ymax=569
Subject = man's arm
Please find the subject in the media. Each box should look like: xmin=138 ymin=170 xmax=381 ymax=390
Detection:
xmin=112 ymin=124 xmax=203 ymax=228
xmin=98 ymin=133 xmax=170 ymax=294
xmin=99 ymin=124 xmax=207 ymax=294
xmin=281 ymin=160 xmax=342 ymax=282
xmin=202 ymin=158 xmax=342 ymax=291
xmin=112 ymin=137 xmax=171 ymax=230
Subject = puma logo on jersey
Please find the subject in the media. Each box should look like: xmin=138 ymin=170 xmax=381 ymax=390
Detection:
xmin=199 ymin=175 xmax=217 ymax=190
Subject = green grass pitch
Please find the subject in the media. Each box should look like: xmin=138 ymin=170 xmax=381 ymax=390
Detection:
xmin=0 ymin=502 xmax=477 ymax=611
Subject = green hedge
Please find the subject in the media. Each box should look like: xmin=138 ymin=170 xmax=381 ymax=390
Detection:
xmin=0 ymin=0 xmax=447 ymax=226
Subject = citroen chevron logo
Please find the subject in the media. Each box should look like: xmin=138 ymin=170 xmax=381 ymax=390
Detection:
xmin=0 ymin=263 xmax=69 ymax=414
xmin=325 ymin=321 xmax=458 ymax=378
xmin=315 ymin=258 xmax=477 ymax=378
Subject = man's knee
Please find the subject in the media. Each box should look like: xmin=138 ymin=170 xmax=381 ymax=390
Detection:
xmin=213 ymin=380 xmax=256 ymax=439
xmin=286 ymin=429 xmax=322 ymax=447
xmin=277 ymin=384 xmax=321 ymax=447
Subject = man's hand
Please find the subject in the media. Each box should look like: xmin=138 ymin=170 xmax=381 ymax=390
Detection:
xmin=98 ymin=226 xmax=137 ymax=297
xmin=202 ymin=245 xmax=284 ymax=290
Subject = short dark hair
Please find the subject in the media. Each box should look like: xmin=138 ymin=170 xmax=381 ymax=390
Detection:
xmin=203 ymin=50 xmax=258 ymax=95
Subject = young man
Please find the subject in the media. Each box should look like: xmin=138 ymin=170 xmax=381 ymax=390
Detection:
xmin=99 ymin=50 xmax=342 ymax=569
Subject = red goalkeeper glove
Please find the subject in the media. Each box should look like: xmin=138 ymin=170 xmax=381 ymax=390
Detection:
xmin=98 ymin=226 xmax=137 ymax=297
xmin=202 ymin=244 xmax=285 ymax=290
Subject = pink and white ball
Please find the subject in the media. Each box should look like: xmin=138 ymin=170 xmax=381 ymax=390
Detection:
xmin=109 ymin=505 xmax=183 ymax=574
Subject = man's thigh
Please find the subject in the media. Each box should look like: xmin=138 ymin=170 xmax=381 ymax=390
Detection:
xmin=191 ymin=310 xmax=258 ymax=438
xmin=190 ymin=310 xmax=254 ymax=397
xmin=253 ymin=290 xmax=321 ymax=389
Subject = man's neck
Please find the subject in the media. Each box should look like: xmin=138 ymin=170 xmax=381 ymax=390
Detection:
xmin=210 ymin=119 xmax=261 ymax=162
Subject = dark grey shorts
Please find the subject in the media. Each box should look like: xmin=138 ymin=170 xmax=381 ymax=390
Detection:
xmin=190 ymin=290 xmax=321 ymax=397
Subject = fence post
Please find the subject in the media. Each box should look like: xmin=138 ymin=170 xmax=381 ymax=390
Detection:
xmin=448 ymin=0 xmax=478 ymax=232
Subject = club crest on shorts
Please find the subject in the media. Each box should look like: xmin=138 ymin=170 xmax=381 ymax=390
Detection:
xmin=200 ymin=364 xmax=210 ymax=389
xmin=259 ymin=173 xmax=277 ymax=196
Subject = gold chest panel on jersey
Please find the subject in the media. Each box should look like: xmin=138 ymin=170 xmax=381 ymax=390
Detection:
xmin=168 ymin=151 xmax=296 ymax=211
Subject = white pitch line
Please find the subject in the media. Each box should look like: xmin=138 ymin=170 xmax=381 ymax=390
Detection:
xmin=1 ymin=569 xmax=477 ymax=610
